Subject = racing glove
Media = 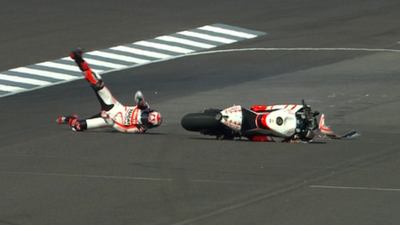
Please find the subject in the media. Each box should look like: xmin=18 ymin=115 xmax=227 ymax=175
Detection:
xmin=135 ymin=91 xmax=149 ymax=109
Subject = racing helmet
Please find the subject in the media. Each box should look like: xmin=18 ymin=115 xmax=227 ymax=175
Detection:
xmin=141 ymin=109 xmax=162 ymax=128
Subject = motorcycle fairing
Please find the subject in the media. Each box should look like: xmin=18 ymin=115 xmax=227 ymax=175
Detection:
xmin=250 ymin=104 xmax=303 ymax=113
xmin=241 ymin=108 xmax=258 ymax=130
xmin=220 ymin=105 xmax=242 ymax=131
xmin=221 ymin=105 xmax=308 ymax=139
xmin=319 ymin=114 xmax=361 ymax=139
xmin=262 ymin=109 xmax=297 ymax=137
xmin=245 ymin=108 xmax=297 ymax=137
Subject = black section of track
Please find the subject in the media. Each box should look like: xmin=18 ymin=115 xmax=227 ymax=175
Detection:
xmin=1 ymin=1 xmax=400 ymax=225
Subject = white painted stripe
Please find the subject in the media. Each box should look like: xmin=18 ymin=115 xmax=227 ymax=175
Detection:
xmin=0 ymin=170 xmax=265 ymax=185
xmin=178 ymin=31 xmax=237 ymax=44
xmin=57 ymin=58 xmax=103 ymax=74
xmin=37 ymin=61 xmax=81 ymax=72
xmin=310 ymin=185 xmax=400 ymax=192
xmin=199 ymin=25 xmax=257 ymax=39
xmin=0 ymin=84 xmax=26 ymax=92
xmin=135 ymin=41 xmax=194 ymax=54
xmin=0 ymin=74 xmax=51 ymax=85
xmin=0 ymin=171 xmax=172 ymax=181
xmin=82 ymin=57 xmax=127 ymax=69
xmin=82 ymin=48 xmax=400 ymax=79
xmin=111 ymin=46 xmax=172 ymax=59
xmin=10 ymin=67 xmax=77 ymax=80
xmin=86 ymin=50 xmax=150 ymax=64
xmin=156 ymin=35 xmax=216 ymax=49
xmin=0 ymin=24 xmax=268 ymax=98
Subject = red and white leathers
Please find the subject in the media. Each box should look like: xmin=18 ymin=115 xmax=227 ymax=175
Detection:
xmin=56 ymin=48 xmax=162 ymax=133
xmin=97 ymin=88 xmax=153 ymax=133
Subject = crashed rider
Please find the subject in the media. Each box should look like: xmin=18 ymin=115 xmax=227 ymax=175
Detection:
xmin=56 ymin=48 xmax=162 ymax=133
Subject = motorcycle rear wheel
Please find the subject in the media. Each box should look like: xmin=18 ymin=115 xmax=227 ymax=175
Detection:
xmin=181 ymin=109 xmax=224 ymax=132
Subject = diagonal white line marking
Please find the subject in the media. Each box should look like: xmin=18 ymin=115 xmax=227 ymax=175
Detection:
xmin=0 ymin=73 xmax=52 ymax=85
xmin=58 ymin=58 xmax=103 ymax=74
xmin=0 ymin=84 xmax=27 ymax=92
xmin=96 ymin=47 xmax=400 ymax=80
xmin=0 ymin=24 xmax=266 ymax=98
xmin=10 ymin=67 xmax=77 ymax=80
xmin=178 ymin=30 xmax=237 ymax=43
xmin=0 ymin=171 xmax=172 ymax=181
xmin=111 ymin=46 xmax=173 ymax=59
xmin=199 ymin=25 xmax=257 ymax=39
xmin=37 ymin=61 xmax=81 ymax=72
xmin=10 ymin=46 xmax=399 ymax=99
xmin=82 ymin=57 xmax=127 ymax=69
xmin=86 ymin=50 xmax=150 ymax=64
xmin=0 ymin=170 xmax=266 ymax=185
xmin=155 ymin=35 xmax=216 ymax=49
xmin=135 ymin=41 xmax=194 ymax=54
xmin=310 ymin=185 xmax=400 ymax=192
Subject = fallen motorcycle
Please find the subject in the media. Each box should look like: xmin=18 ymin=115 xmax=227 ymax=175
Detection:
xmin=181 ymin=100 xmax=360 ymax=143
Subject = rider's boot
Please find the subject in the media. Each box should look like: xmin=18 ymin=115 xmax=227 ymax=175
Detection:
xmin=70 ymin=48 xmax=104 ymax=91
xmin=69 ymin=118 xmax=87 ymax=132
xmin=55 ymin=115 xmax=78 ymax=124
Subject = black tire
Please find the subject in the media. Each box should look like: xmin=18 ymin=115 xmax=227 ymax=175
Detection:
xmin=181 ymin=109 xmax=224 ymax=132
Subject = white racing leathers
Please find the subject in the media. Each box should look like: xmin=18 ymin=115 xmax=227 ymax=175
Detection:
xmin=94 ymin=87 xmax=149 ymax=133
xmin=57 ymin=48 xmax=160 ymax=133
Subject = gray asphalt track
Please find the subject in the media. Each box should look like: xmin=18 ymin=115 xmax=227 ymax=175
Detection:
xmin=1 ymin=1 xmax=400 ymax=225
